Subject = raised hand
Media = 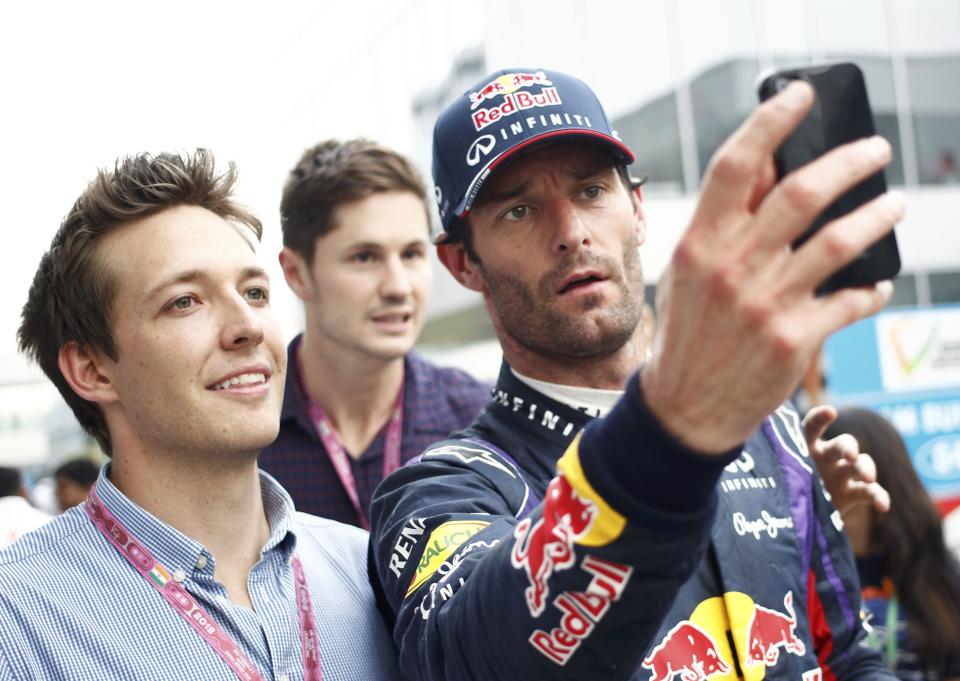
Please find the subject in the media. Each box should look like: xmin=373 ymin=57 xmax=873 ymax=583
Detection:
xmin=803 ymin=404 xmax=891 ymax=515
xmin=642 ymin=81 xmax=904 ymax=454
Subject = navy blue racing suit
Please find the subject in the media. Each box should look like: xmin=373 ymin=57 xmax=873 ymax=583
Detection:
xmin=369 ymin=363 xmax=892 ymax=680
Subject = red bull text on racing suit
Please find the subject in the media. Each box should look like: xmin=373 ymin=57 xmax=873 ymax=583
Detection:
xmin=369 ymin=363 xmax=893 ymax=680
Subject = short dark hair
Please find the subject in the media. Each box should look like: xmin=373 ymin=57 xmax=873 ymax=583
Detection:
xmin=280 ymin=139 xmax=429 ymax=264
xmin=54 ymin=459 xmax=100 ymax=488
xmin=18 ymin=149 xmax=261 ymax=456
xmin=0 ymin=467 xmax=22 ymax=498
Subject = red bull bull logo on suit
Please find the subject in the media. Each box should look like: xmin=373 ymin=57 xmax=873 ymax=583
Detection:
xmin=643 ymin=621 xmax=731 ymax=681
xmin=511 ymin=475 xmax=597 ymax=617
xmin=641 ymin=591 xmax=818 ymax=680
xmin=745 ymin=591 xmax=806 ymax=667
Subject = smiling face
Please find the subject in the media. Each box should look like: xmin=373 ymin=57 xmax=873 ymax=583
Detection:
xmin=460 ymin=140 xmax=646 ymax=362
xmin=290 ymin=190 xmax=432 ymax=362
xmin=94 ymin=205 xmax=286 ymax=459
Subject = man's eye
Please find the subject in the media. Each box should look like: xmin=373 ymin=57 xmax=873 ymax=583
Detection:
xmin=171 ymin=296 xmax=193 ymax=311
xmin=505 ymin=205 xmax=528 ymax=221
xmin=583 ymin=185 xmax=603 ymax=199
xmin=245 ymin=287 xmax=269 ymax=303
xmin=352 ymin=252 xmax=374 ymax=263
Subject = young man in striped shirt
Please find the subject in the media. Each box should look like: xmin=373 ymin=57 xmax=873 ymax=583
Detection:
xmin=1 ymin=150 xmax=402 ymax=680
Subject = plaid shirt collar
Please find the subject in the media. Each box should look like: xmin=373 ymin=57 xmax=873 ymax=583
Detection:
xmin=279 ymin=334 xmax=470 ymax=443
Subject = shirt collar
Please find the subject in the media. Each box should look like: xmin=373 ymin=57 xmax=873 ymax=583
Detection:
xmin=510 ymin=368 xmax=623 ymax=418
xmin=283 ymin=335 xmax=442 ymax=439
xmin=488 ymin=361 xmax=595 ymax=447
xmin=89 ymin=465 xmax=298 ymax=576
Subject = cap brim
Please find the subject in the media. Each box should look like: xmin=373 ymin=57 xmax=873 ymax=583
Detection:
xmin=453 ymin=129 xmax=635 ymax=220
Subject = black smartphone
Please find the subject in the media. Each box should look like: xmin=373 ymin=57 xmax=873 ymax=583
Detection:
xmin=757 ymin=62 xmax=901 ymax=294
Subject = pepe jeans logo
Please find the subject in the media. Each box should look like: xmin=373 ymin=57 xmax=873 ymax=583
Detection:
xmin=732 ymin=511 xmax=793 ymax=540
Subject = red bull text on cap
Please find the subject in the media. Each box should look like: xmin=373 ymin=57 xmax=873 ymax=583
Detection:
xmin=431 ymin=67 xmax=635 ymax=239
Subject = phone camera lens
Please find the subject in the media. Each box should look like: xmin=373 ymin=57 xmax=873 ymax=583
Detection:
xmin=775 ymin=77 xmax=791 ymax=92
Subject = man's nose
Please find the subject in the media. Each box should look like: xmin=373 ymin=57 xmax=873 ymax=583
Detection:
xmin=380 ymin=255 xmax=414 ymax=300
xmin=220 ymin=292 xmax=265 ymax=350
xmin=548 ymin=199 xmax=591 ymax=254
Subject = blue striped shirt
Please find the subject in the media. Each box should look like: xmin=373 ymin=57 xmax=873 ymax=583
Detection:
xmin=0 ymin=467 xmax=402 ymax=680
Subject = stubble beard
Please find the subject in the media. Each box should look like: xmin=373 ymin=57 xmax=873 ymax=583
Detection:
xmin=480 ymin=237 xmax=645 ymax=361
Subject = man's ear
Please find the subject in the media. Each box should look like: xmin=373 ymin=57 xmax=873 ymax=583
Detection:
xmin=437 ymin=243 xmax=484 ymax=293
xmin=279 ymin=247 xmax=314 ymax=301
xmin=58 ymin=341 xmax=119 ymax=406
xmin=631 ymin=186 xmax=647 ymax=247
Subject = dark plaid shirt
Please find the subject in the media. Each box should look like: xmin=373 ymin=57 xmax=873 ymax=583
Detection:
xmin=259 ymin=335 xmax=492 ymax=526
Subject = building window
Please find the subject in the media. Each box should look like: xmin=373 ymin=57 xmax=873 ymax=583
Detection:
xmin=888 ymin=272 xmax=917 ymax=308
xmin=906 ymin=56 xmax=960 ymax=185
xmin=613 ymin=92 xmax=685 ymax=195
xmin=690 ymin=58 xmax=759 ymax=181
xmin=930 ymin=270 xmax=960 ymax=304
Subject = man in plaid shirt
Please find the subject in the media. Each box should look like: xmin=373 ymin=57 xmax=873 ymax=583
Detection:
xmin=260 ymin=139 xmax=491 ymax=527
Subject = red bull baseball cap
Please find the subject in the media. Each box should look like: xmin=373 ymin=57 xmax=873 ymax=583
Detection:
xmin=432 ymin=67 xmax=635 ymax=239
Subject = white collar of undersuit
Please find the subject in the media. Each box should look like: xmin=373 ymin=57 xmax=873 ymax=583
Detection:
xmin=511 ymin=368 xmax=623 ymax=418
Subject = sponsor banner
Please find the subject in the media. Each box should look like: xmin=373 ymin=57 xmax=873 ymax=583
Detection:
xmin=407 ymin=520 xmax=489 ymax=595
xmin=877 ymin=306 xmax=960 ymax=392
xmin=824 ymin=304 xmax=960 ymax=508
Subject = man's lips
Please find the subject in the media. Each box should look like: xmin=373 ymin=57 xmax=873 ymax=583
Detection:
xmin=207 ymin=365 xmax=271 ymax=391
xmin=370 ymin=309 xmax=414 ymax=324
xmin=556 ymin=270 xmax=608 ymax=295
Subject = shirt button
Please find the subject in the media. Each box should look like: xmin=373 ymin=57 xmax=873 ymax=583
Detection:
xmin=195 ymin=555 xmax=208 ymax=570
xmin=278 ymin=674 xmax=289 ymax=681
xmin=173 ymin=569 xmax=187 ymax=583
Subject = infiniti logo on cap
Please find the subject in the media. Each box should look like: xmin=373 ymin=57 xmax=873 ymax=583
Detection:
xmin=466 ymin=135 xmax=497 ymax=167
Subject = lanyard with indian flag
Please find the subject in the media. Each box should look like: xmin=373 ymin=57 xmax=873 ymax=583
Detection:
xmin=296 ymin=344 xmax=404 ymax=530
xmin=84 ymin=484 xmax=323 ymax=681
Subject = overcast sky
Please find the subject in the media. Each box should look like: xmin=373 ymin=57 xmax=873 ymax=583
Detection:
xmin=0 ymin=0 xmax=483 ymax=364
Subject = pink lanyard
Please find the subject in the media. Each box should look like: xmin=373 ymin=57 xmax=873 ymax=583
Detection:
xmin=296 ymin=347 xmax=404 ymax=530
xmin=85 ymin=485 xmax=322 ymax=681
